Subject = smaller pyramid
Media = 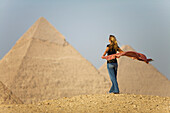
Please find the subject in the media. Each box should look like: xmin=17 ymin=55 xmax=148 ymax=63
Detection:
xmin=99 ymin=45 xmax=170 ymax=97
xmin=0 ymin=81 xmax=23 ymax=104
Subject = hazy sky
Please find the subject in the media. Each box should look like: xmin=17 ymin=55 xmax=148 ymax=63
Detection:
xmin=0 ymin=0 xmax=170 ymax=79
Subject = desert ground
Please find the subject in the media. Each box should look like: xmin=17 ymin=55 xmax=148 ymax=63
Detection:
xmin=0 ymin=93 xmax=169 ymax=113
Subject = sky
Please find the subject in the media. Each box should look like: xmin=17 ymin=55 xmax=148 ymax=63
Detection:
xmin=0 ymin=0 xmax=170 ymax=79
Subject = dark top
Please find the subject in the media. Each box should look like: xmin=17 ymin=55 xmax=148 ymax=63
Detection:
xmin=106 ymin=44 xmax=120 ymax=63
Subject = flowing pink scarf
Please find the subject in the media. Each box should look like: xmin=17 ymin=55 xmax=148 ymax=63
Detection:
xmin=103 ymin=51 xmax=153 ymax=64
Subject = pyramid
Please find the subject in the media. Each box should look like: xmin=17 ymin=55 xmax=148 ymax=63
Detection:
xmin=0 ymin=81 xmax=23 ymax=104
xmin=99 ymin=45 xmax=170 ymax=97
xmin=0 ymin=17 xmax=109 ymax=103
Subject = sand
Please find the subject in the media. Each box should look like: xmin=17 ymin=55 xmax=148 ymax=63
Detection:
xmin=0 ymin=93 xmax=169 ymax=113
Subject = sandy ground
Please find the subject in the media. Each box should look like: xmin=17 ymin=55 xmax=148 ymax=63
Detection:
xmin=0 ymin=93 xmax=169 ymax=113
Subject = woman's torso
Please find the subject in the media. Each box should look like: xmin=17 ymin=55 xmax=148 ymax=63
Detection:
xmin=107 ymin=44 xmax=119 ymax=63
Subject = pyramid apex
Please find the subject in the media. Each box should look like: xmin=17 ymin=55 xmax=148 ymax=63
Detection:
xmin=20 ymin=17 xmax=66 ymax=45
xmin=121 ymin=45 xmax=135 ymax=51
xmin=35 ymin=17 xmax=50 ymax=26
xmin=38 ymin=17 xmax=48 ymax=22
xmin=39 ymin=16 xmax=46 ymax=19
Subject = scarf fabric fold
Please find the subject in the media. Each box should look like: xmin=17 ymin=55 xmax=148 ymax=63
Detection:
xmin=103 ymin=51 xmax=153 ymax=64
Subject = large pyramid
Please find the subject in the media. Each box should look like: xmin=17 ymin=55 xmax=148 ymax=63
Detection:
xmin=0 ymin=81 xmax=23 ymax=104
xmin=0 ymin=17 xmax=109 ymax=103
xmin=99 ymin=45 xmax=170 ymax=97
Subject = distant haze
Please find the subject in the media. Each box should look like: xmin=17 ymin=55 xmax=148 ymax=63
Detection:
xmin=0 ymin=0 xmax=170 ymax=79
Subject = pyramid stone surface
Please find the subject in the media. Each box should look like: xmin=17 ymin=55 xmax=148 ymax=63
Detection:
xmin=0 ymin=17 xmax=109 ymax=103
xmin=0 ymin=81 xmax=23 ymax=104
xmin=99 ymin=45 xmax=170 ymax=97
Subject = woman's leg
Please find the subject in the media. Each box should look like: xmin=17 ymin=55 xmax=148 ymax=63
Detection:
xmin=107 ymin=63 xmax=119 ymax=93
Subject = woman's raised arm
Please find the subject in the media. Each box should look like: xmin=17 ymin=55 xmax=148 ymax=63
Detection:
xmin=101 ymin=47 xmax=109 ymax=59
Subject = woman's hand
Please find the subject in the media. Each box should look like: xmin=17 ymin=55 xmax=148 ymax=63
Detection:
xmin=101 ymin=56 xmax=105 ymax=59
xmin=130 ymin=57 xmax=136 ymax=60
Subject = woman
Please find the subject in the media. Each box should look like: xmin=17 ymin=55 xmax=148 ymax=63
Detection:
xmin=102 ymin=35 xmax=123 ymax=94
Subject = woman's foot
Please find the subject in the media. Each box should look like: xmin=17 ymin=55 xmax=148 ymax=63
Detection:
xmin=108 ymin=92 xmax=119 ymax=94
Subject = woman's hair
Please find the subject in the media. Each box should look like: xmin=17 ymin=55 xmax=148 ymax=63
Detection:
xmin=109 ymin=35 xmax=118 ymax=52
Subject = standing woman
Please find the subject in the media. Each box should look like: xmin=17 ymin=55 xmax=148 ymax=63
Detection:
xmin=102 ymin=35 xmax=123 ymax=94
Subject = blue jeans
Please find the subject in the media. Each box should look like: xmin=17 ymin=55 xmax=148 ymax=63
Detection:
xmin=107 ymin=63 xmax=119 ymax=93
